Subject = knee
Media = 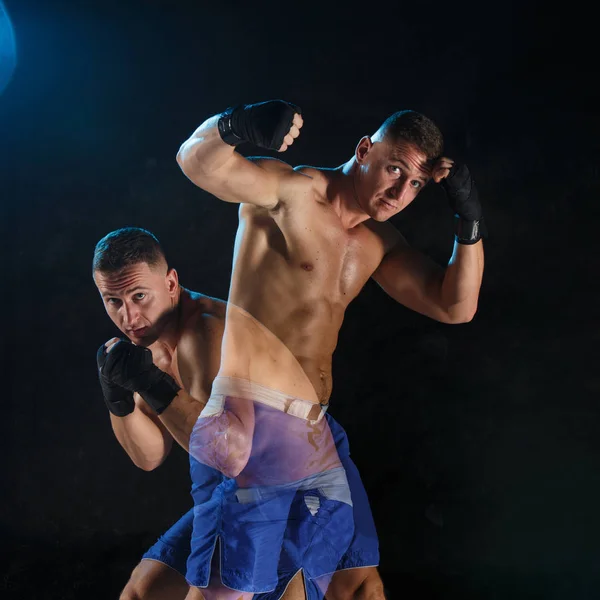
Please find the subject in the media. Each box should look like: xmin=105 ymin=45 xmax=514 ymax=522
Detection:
xmin=330 ymin=576 xmax=387 ymax=600
xmin=359 ymin=580 xmax=386 ymax=600
xmin=119 ymin=581 xmax=142 ymax=600
xmin=344 ymin=583 xmax=386 ymax=600
xmin=119 ymin=570 xmax=153 ymax=600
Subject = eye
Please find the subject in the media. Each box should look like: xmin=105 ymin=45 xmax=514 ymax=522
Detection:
xmin=106 ymin=298 xmax=120 ymax=306
xmin=410 ymin=180 xmax=422 ymax=189
xmin=388 ymin=166 xmax=401 ymax=175
xmin=134 ymin=293 xmax=146 ymax=301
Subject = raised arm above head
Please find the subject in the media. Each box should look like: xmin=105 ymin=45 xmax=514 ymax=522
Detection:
xmin=176 ymin=100 xmax=304 ymax=209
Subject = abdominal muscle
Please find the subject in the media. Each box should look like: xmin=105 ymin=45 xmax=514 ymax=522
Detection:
xmin=196 ymin=301 xmax=343 ymax=485
xmin=216 ymin=300 xmax=341 ymax=406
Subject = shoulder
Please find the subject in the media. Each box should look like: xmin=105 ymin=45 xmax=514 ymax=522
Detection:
xmin=185 ymin=290 xmax=227 ymax=320
xmin=293 ymin=164 xmax=323 ymax=178
xmin=293 ymin=164 xmax=331 ymax=188
xmin=177 ymin=292 xmax=225 ymax=357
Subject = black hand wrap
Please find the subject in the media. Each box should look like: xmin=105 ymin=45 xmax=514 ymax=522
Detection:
xmin=96 ymin=340 xmax=181 ymax=415
xmin=440 ymin=164 xmax=487 ymax=245
xmin=97 ymin=366 xmax=135 ymax=417
xmin=217 ymin=100 xmax=300 ymax=150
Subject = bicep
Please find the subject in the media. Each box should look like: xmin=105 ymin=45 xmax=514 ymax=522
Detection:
xmin=372 ymin=244 xmax=450 ymax=323
xmin=187 ymin=154 xmax=287 ymax=209
xmin=134 ymin=394 xmax=174 ymax=452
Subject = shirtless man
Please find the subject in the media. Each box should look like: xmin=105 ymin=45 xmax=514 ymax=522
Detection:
xmin=95 ymin=227 xmax=380 ymax=600
xmin=93 ymin=227 xmax=225 ymax=600
xmin=174 ymin=100 xmax=485 ymax=599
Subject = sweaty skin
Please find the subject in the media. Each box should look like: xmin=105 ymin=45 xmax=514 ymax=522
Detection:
xmin=177 ymin=112 xmax=483 ymax=406
xmin=221 ymin=165 xmax=393 ymax=404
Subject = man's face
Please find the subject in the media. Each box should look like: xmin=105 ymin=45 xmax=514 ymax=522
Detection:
xmin=94 ymin=262 xmax=178 ymax=346
xmin=354 ymin=137 xmax=432 ymax=221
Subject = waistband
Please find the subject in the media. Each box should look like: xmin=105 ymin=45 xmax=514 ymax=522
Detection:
xmin=206 ymin=376 xmax=328 ymax=423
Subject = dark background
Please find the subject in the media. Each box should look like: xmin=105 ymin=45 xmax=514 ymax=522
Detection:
xmin=1 ymin=0 xmax=599 ymax=598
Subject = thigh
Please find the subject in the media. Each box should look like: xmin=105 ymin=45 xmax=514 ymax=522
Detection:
xmin=122 ymin=558 xmax=195 ymax=600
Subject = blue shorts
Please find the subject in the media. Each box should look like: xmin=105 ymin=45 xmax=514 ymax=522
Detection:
xmin=255 ymin=414 xmax=380 ymax=600
xmin=142 ymin=417 xmax=379 ymax=596
xmin=184 ymin=377 xmax=379 ymax=596
xmin=142 ymin=456 xmax=226 ymax=576
xmin=142 ymin=507 xmax=194 ymax=576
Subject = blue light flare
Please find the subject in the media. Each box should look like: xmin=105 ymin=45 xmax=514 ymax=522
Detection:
xmin=0 ymin=1 xmax=17 ymax=95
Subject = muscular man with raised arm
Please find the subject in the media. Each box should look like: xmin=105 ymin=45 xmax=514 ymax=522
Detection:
xmin=175 ymin=100 xmax=485 ymax=600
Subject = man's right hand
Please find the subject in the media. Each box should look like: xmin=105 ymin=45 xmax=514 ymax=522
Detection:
xmin=97 ymin=338 xmax=181 ymax=415
xmin=218 ymin=100 xmax=303 ymax=152
xmin=97 ymin=338 xmax=135 ymax=417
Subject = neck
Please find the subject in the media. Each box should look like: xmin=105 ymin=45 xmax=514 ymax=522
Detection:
xmin=149 ymin=286 xmax=185 ymax=355
xmin=329 ymin=158 xmax=372 ymax=230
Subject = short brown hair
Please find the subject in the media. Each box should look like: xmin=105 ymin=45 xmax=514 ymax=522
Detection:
xmin=377 ymin=110 xmax=444 ymax=161
xmin=93 ymin=227 xmax=167 ymax=274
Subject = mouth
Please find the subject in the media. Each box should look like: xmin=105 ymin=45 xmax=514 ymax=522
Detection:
xmin=128 ymin=327 xmax=149 ymax=338
xmin=380 ymin=198 xmax=398 ymax=210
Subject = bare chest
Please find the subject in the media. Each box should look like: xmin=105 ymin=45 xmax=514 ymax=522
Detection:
xmin=245 ymin=202 xmax=386 ymax=303
xmin=150 ymin=347 xmax=185 ymax=389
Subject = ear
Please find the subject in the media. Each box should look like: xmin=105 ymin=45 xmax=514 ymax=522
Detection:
xmin=355 ymin=136 xmax=373 ymax=164
xmin=166 ymin=268 xmax=179 ymax=295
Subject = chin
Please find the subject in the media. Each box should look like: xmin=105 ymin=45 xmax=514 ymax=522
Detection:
xmin=139 ymin=332 xmax=159 ymax=347
xmin=371 ymin=210 xmax=391 ymax=222
xmin=128 ymin=328 xmax=159 ymax=347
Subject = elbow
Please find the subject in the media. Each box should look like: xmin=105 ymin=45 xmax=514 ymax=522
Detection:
xmin=130 ymin=453 xmax=168 ymax=472
xmin=176 ymin=142 xmax=192 ymax=174
xmin=451 ymin=313 xmax=475 ymax=325
xmin=137 ymin=461 xmax=159 ymax=472
xmin=133 ymin=458 xmax=164 ymax=472
xmin=176 ymin=139 xmax=205 ymax=180
xmin=444 ymin=302 xmax=478 ymax=324
xmin=176 ymin=141 xmax=214 ymax=188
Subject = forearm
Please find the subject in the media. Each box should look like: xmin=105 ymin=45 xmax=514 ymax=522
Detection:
xmin=110 ymin=408 xmax=171 ymax=471
xmin=440 ymin=239 xmax=484 ymax=323
xmin=157 ymin=389 xmax=206 ymax=453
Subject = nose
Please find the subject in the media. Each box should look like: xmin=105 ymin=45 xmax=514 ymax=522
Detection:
xmin=121 ymin=301 xmax=140 ymax=329
xmin=388 ymin=180 xmax=410 ymax=203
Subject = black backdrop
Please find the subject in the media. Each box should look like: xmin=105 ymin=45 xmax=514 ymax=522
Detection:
xmin=1 ymin=1 xmax=599 ymax=598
